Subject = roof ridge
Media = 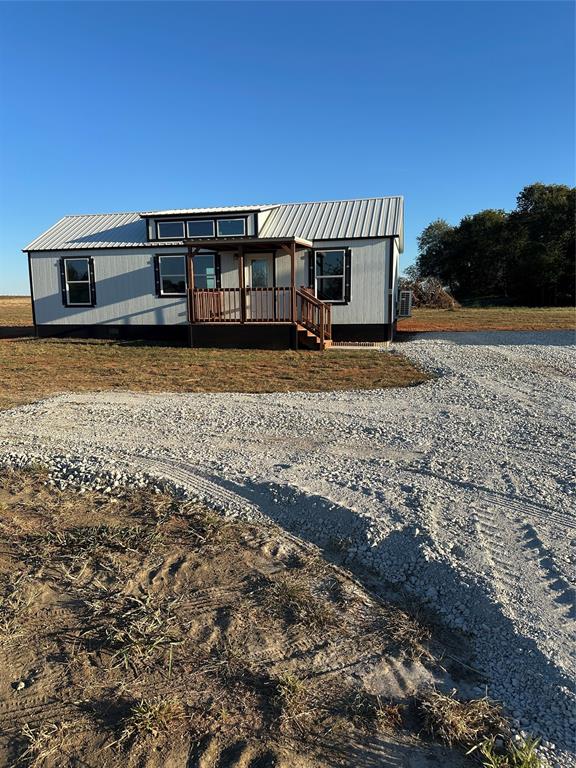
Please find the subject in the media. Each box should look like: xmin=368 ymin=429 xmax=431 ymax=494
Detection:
xmin=62 ymin=211 xmax=140 ymax=218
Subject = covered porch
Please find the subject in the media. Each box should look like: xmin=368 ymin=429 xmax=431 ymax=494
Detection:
xmin=184 ymin=236 xmax=332 ymax=349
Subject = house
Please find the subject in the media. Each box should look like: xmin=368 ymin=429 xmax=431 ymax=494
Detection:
xmin=24 ymin=196 xmax=404 ymax=350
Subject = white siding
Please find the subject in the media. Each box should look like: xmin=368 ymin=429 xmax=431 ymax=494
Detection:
xmin=31 ymin=249 xmax=188 ymax=326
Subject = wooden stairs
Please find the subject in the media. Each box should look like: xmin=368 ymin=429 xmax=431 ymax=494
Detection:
xmin=297 ymin=324 xmax=332 ymax=350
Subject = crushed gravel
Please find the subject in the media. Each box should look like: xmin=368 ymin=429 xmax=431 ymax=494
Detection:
xmin=1 ymin=329 xmax=574 ymax=766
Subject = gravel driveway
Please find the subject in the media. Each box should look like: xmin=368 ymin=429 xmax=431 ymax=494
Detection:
xmin=1 ymin=330 xmax=575 ymax=766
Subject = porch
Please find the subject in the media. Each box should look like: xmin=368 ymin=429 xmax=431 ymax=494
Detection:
xmin=184 ymin=237 xmax=332 ymax=350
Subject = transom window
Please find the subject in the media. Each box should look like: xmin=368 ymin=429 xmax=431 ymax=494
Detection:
xmin=216 ymin=218 xmax=245 ymax=237
xmin=315 ymin=249 xmax=346 ymax=302
xmin=157 ymin=221 xmax=185 ymax=239
xmin=194 ymin=254 xmax=217 ymax=289
xmin=187 ymin=219 xmax=215 ymax=238
xmin=159 ymin=255 xmax=186 ymax=295
xmin=155 ymin=217 xmax=247 ymax=239
xmin=63 ymin=258 xmax=92 ymax=305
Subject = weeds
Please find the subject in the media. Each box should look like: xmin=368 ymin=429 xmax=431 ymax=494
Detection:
xmin=369 ymin=606 xmax=432 ymax=661
xmin=468 ymin=737 xmax=542 ymax=768
xmin=113 ymin=698 xmax=188 ymax=747
xmin=344 ymin=690 xmax=403 ymax=731
xmin=15 ymin=722 xmax=71 ymax=767
xmin=273 ymin=673 xmax=312 ymax=734
xmin=418 ymin=687 xmax=508 ymax=747
xmin=81 ymin=592 xmax=183 ymax=671
xmin=0 ymin=572 xmax=39 ymax=641
xmin=260 ymin=572 xmax=338 ymax=630
xmin=203 ymin=636 xmax=255 ymax=683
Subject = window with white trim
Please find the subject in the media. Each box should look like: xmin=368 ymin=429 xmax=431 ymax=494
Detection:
xmin=63 ymin=258 xmax=92 ymax=305
xmin=315 ymin=249 xmax=346 ymax=301
xmin=194 ymin=254 xmax=217 ymax=289
xmin=159 ymin=255 xmax=186 ymax=295
xmin=216 ymin=218 xmax=245 ymax=236
xmin=187 ymin=219 xmax=215 ymax=238
xmin=157 ymin=221 xmax=185 ymax=239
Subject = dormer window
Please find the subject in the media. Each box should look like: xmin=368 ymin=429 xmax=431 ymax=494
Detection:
xmin=217 ymin=218 xmax=245 ymax=237
xmin=157 ymin=221 xmax=185 ymax=239
xmin=187 ymin=219 xmax=215 ymax=238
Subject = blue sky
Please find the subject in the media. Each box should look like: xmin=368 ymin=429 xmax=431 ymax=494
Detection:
xmin=0 ymin=1 xmax=574 ymax=293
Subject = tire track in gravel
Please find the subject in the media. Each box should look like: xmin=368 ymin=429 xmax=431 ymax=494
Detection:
xmin=473 ymin=498 xmax=576 ymax=671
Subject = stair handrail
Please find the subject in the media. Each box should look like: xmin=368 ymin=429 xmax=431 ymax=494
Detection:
xmin=295 ymin=287 xmax=332 ymax=349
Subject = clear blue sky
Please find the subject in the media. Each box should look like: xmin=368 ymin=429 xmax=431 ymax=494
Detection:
xmin=0 ymin=1 xmax=574 ymax=293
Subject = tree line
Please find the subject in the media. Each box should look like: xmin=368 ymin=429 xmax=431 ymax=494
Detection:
xmin=409 ymin=183 xmax=575 ymax=306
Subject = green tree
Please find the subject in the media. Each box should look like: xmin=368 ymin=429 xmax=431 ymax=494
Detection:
xmin=415 ymin=219 xmax=454 ymax=283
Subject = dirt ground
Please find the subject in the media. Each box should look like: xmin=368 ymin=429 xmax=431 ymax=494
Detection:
xmin=0 ymin=467 xmax=472 ymax=768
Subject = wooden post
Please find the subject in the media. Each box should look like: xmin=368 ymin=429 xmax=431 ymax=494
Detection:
xmin=238 ymin=245 xmax=246 ymax=323
xmin=319 ymin=303 xmax=325 ymax=351
xmin=186 ymin=246 xmax=196 ymax=347
xmin=290 ymin=241 xmax=296 ymax=324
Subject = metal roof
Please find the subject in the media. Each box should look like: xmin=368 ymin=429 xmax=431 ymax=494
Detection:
xmin=259 ymin=197 xmax=403 ymax=249
xmin=24 ymin=197 xmax=403 ymax=252
xmin=140 ymin=205 xmax=276 ymax=216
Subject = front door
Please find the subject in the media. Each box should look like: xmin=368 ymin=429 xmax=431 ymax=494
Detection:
xmin=245 ymin=253 xmax=274 ymax=320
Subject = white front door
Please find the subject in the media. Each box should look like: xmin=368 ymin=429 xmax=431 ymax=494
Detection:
xmin=245 ymin=253 xmax=274 ymax=320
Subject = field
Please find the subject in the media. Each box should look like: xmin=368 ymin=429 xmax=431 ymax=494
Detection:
xmin=0 ymin=466 xmax=476 ymax=768
xmin=397 ymin=306 xmax=575 ymax=332
xmin=0 ymin=296 xmax=33 ymax=326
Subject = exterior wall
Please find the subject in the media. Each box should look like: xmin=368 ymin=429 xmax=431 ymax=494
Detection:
xmin=30 ymin=237 xmax=391 ymax=329
xmin=30 ymin=248 xmax=188 ymax=326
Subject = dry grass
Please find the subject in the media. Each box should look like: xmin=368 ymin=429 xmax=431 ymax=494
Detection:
xmin=418 ymin=687 xmax=508 ymax=748
xmin=397 ymin=306 xmax=575 ymax=332
xmin=0 ymin=337 xmax=429 ymax=409
xmin=114 ymin=698 xmax=188 ymax=747
xmin=0 ymin=296 xmax=33 ymax=327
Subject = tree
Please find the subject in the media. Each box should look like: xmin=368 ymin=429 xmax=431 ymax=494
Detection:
xmin=415 ymin=219 xmax=454 ymax=282
xmin=414 ymin=183 xmax=575 ymax=306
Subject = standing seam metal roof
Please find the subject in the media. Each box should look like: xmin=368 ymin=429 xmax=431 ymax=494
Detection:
xmin=24 ymin=197 xmax=403 ymax=252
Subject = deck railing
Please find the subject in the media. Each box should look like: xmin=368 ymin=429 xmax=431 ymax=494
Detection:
xmin=191 ymin=286 xmax=332 ymax=347
xmin=192 ymin=287 xmax=294 ymax=323
xmin=295 ymin=287 xmax=332 ymax=347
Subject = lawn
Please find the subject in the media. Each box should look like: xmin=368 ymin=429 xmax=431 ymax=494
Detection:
xmin=0 ymin=295 xmax=33 ymax=326
xmin=0 ymin=339 xmax=429 ymax=409
xmin=397 ymin=306 xmax=576 ymax=332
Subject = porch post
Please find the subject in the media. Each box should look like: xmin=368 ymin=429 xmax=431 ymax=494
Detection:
xmin=238 ymin=244 xmax=246 ymax=323
xmin=290 ymin=241 xmax=297 ymax=323
xmin=186 ymin=245 xmax=196 ymax=347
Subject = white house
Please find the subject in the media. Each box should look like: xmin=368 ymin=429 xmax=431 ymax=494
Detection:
xmin=25 ymin=196 xmax=404 ymax=349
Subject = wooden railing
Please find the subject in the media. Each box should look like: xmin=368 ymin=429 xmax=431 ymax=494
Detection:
xmin=191 ymin=287 xmax=332 ymax=347
xmin=192 ymin=287 xmax=293 ymax=323
xmin=295 ymin=287 xmax=332 ymax=348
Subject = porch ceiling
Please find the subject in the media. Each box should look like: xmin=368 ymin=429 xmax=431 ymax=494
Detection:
xmin=184 ymin=236 xmax=313 ymax=251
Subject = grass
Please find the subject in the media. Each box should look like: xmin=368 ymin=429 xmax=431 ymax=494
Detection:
xmin=114 ymin=698 xmax=188 ymax=747
xmin=0 ymin=338 xmax=429 ymax=409
xmin=470 ymin=737 xmax=542 ymax=768
xmin=418 ymin=687 xmax=508 ymax=748
xmin=0 ymin=296 xmax=32 ymax=327
xmin=397 ymin=306 xmax=575 ymax=332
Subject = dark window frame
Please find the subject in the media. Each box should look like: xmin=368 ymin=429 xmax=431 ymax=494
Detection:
xmin=156 ymin=254 xmax=187 ymax=297
xmin=313 ymin=248 xmax=351 ymax=304
xmin=60 ymin=256 xmax=96 ymax=307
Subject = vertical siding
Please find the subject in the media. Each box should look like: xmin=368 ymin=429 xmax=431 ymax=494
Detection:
xmin=31 ymin=249 xmax=188 ymax=326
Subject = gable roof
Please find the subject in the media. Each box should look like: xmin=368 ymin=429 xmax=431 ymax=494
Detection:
xmin=24 ymin=197 xmax=403 ymax=252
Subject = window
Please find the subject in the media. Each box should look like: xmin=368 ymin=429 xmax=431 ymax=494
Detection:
xmin=63 ymin=258 xmax=93 ymax=305
xmin=315 ymin=249 xmax=346 ymax=301
xmin=157 ymin=221 xmax=185 ymax=239
xmin=194 ymin=254 xmax=217 ymax=288
xmin=187 ymin=219 xmax=215 ymax=238
xmin=216 ymin=218 xmax=245 ymax=237
xmin=158 ymin=255 xmax=186 ymax=294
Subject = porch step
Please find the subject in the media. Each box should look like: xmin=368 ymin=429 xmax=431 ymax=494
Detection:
xmin=296 ymin=324 xmax=332 ymax=350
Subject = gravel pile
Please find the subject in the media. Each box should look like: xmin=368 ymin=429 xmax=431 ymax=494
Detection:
xmin=1 ymin=330 xmax=574 ymax=766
